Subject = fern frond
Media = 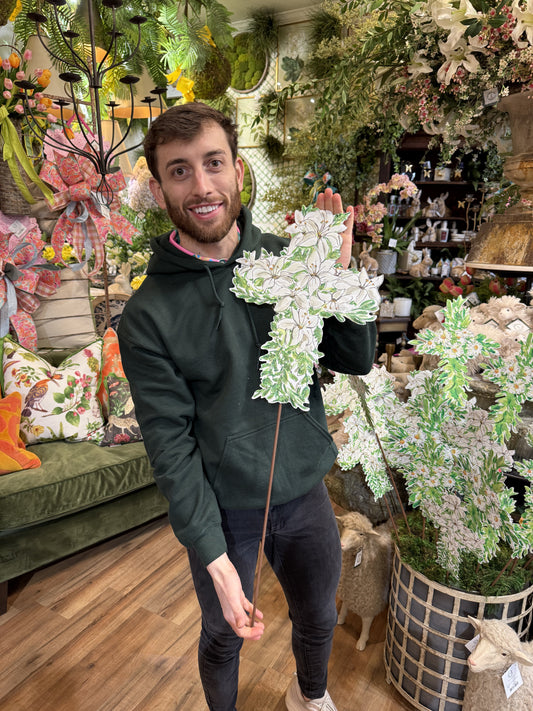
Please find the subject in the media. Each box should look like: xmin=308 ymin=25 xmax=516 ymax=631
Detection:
xmin=161 ymin=17 xmax=212 ymax=73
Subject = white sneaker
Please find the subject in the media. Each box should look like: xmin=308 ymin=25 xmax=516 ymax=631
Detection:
xmin=285 ymin=673 xmax=338 ymax=711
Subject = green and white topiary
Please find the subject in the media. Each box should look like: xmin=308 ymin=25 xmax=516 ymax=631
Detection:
xmin=323 ymin=297 xmax=533 ymax=581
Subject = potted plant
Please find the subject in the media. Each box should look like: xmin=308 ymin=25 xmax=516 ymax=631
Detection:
xmin=353 ymin=173 xmax=421 ymax=275
xmin=383 ymin=275 xmax=439 ymax=320
xmin=323 ymin=297 xmax=533 ymax=710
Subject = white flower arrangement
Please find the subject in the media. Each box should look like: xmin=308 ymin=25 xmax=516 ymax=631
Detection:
xmin=231 ymin=206 xmax=383 ymax=410
xmin=363 ymin=0 xmax=533 ymax=153
xmin=323 ymin=296 xmax=533 ymax=581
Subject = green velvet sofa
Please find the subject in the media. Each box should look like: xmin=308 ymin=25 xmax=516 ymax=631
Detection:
xmin=0 ymin=439 xmax=168 ymax=614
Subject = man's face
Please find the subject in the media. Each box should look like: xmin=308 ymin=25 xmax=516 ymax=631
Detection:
xmin=149 ymin=122 xmax=244 ymax=245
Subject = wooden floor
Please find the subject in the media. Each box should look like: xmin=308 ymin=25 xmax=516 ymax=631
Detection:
xmin=0 ymin=516 xmax=412 ymax=711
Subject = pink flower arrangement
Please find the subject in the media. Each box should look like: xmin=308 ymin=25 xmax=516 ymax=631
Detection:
xmin=353 ymin=173 xmax=420 ymax=250
xmin=0 ymin=46 xmax=58 ymax=119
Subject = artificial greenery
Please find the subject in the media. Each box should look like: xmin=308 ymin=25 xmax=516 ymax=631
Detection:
xmin=247 ymin=8 xmax=278 ymax=56
xmin=306 ymin=7 xmax=343 ymax=79
xmin=259 ymin=134 xmax=285 ymax=162
xmin=324 ymin=297 xmax=533 ymax=583
xmin=1 ymin=0 xmax=18 ymax=27
xmin=158 ymin=0 xmax=233 ymax=75
xmin=189 ymin=46 xmax=231 ymax=100
xmin=249 ymin=3 xmax=407 ymax=218
xmin=14 ymin=0 xmax=170 ymax=98
xmin=227 ymin=31 xmax=268 ymax=92
xmin=257 ymin=89 xmax=286 ymax=126
xmin=240 ymin=155 xmax=254 ymax=208
xmin=396 ymin=510 xmax=533 ymax=597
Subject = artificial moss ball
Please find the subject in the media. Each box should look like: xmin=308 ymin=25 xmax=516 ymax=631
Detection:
xmin=190 ymin=47 xmax=232 ymax=100
xmin=228 ymin=33 xmax=267 ymax=91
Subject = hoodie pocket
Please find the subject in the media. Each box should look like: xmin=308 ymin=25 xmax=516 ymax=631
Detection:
xmin=212 ymin=411 xmax=336 ymax=509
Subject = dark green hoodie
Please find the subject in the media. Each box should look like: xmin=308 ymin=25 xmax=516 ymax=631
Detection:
xmin=118 ymin=207 xmax=376 ymax=566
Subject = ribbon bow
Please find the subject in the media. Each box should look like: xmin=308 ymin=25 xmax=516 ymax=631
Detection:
xmin=0 ymin=235 xmax=60 ymax=350
xmin=40 ymin=144 xmax=138 ymax=276
xmin=0 ymin=106 xmax=54 ymax=205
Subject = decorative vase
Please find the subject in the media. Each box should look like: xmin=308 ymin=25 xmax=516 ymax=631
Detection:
xmin=467 ymin=90 xmax=533 ymax=271
xmin=375 ymin=249 xmax=398 ymax=275
xmin=397 ymin=250 xmax=411 ymax=272
xmin=384 ymin=548 xmax=533 ymax=711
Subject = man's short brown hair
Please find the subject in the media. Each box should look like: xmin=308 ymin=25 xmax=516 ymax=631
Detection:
xmin=143 ymin=102 xmax=239 ymax=182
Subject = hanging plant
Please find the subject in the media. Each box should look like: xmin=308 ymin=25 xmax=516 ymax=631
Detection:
xmin=189 ymin=45 xmax=231 ymax=100
xmin=158 ymin=1 xmax=233 ymax=75
xmin=247 ymin=8 xmax=278 ymax=56
xmin=1 ymin=0 xmax=19 ymax=27
xmin=259 ymin=134 xmax=285 ymax=162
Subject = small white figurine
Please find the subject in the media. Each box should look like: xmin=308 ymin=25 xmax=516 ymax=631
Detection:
xmin=422 ymin=219 xmax=437 ymax=242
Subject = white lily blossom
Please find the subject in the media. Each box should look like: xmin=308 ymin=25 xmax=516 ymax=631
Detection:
xmin=512 ymin=0 xmax=533 ymax=47
xmin=429 ymin=0 xmax=480 ymax=46
xmin=437 ymin=36 xmax=484 ymax=85
xmin=407 ymin=50 xmax=434 ymax=79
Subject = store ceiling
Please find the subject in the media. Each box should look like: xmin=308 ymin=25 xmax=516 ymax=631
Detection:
xmin=225 ymin=0 xmax=313 ymax=25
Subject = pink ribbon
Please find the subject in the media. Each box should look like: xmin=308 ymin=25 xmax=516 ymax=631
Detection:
xmin=0 ymin=216 xmax=61 ymax=350
xmin=40 ymin=145 xmax=138 ymax=277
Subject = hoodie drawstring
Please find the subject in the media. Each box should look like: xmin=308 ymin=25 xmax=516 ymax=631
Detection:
xmin=202 ymin=266 xmax=262 ymax=367
xmin=203 ymin=264 xmax=225 ymax=330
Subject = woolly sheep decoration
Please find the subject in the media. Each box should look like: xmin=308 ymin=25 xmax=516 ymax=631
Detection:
xmin=463 ymin=616 xmax=533 ymax=711
xmin=336 ymin=511 xmax=393 ymax=651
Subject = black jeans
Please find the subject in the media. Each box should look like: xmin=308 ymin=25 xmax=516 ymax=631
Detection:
xmin=188 ymin=481 xmax=342 ymax=711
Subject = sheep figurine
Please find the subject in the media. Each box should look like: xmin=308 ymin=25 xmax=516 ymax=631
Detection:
xmin=463 ymin=616 xmax=533 ymax=711
xmin=336 ymin=511 xmax=393 ymax=651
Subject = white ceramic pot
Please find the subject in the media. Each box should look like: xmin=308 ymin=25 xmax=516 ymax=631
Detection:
xmin=393 ymin=297 xmax=412 ymax=317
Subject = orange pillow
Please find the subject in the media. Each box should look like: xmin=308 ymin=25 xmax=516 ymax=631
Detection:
xmin=96 ymin=327 xmax=127 ymax=419
xmin=0 ymin=392 xmax=41 ymax=474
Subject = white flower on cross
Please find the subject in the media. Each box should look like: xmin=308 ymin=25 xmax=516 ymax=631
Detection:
xmin=231 ymin=207 xmax=382 ymax=410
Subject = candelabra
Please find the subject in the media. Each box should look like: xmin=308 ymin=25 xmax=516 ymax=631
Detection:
xmin=15 ymin=0 xmax=165 ymax=205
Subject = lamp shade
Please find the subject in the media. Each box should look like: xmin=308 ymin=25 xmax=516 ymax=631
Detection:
xmin=24 ymin=35 xmax=75 ymax=119
xmin=111 ymin=67 xmax=166 ymax=120
xmin=100 ymin=119 xmax=132 ymax=178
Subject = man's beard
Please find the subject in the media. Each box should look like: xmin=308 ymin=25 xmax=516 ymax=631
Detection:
xmin=162 ymin=181 xmax=242 ymax=244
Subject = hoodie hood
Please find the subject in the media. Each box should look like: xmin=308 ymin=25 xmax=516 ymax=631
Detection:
xmin=146 ymin=206 xmax=269 ymax=275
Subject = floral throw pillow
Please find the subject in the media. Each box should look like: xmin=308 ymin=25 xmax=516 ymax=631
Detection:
xmin=100 ymin=375 xmax=142 ymax=447
xmin=2 ymin=337 xmax=105 ymax=445
xmin=96 ymin=327 xmax=127 ymax=419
